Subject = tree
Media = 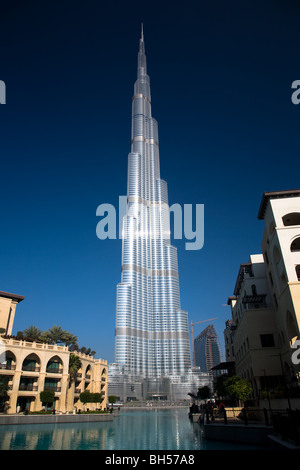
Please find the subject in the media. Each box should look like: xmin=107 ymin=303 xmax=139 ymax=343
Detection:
xmin=22 ymin=325 xmax=43 ymax=341
xmin=92 ymin=393 xmax=104 ymax=404
xmin=108 ymin=395 xmax=117 ymax=404
xmin=64 ymin=332 xmax=79 ymax=350
xmin=18 ymin=324 xmax=94 ymax=354
xmin=68 ymin=354 xmax=82 ymax=387
xmin=0 ymin=376 xmax=9 ymax=412
xmin=80 ymin=391 xmax=104 ymax=406
xmin=197 ymin=386 xmax=211 ymax=402
xmin=224 ymin=376 xmax=252 ymax=404
xmin=40 ymin=390 xmax=55 ymax=410
xmin=43 ymin=325 xmax=68 ymax=344
xmin=215 ymin=375 xmax=229 ymax=399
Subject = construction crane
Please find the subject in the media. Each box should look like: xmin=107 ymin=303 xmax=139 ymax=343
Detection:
xmin=190 ymin=318 xmax=218 ymax=367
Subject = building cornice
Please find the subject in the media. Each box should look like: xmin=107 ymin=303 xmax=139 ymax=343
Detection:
xmin=0 ymin=291 xmax=25 ymax=303
xmin=257 ymin=189 xmax=300 ymax=220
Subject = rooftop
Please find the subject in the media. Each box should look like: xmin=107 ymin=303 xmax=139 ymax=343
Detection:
xmin=0 ymin=290 xmax=25 ymax=303
xmin=257 ymin=189 xmax=300 ymax=220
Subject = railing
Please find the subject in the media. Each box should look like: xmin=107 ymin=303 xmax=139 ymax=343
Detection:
xmin=22 ymin=365 xmax=40 ymax=372
xmin=0 ymin=363 xmax=16 ymax=370
xmin=1 ymin=337 xmax=68 ymax=352
xmin=271 ymin=410 xmax=300 ymax=445
xmin=19 ymin=385 xmax=38 ymax=391
xmin=46 ymin=367 xmax=63 ymax=374
xmin=193 ymin=406 xmax=275 ymax=426
xmin=242 ymin=294 xmax=267 ymax=306
xmin=44 ymin=386 xmax=61 ymax=392
xmin=194 ymin=406 xmax=300 ymax=443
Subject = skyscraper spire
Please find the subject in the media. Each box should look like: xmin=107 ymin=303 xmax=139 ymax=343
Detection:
xmin=141 ymin=22 xmax=144 ymax=42
xmin=137 ymin=24 xmax=147 ymax=83
xmin=139 ymin=23 xmax=145 ymax=55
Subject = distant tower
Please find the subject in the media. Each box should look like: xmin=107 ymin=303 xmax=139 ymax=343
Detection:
xmin=194 ymin=325 xmax=222 ymax=375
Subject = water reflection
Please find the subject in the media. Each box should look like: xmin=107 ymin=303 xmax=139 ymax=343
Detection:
xmin=0 ymin=408 xmax=256 ymax=450
xmin=0 ymin=408 xmax=205 ymax=450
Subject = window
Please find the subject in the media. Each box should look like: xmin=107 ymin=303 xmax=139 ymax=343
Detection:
xmin=291 ymin=237 xmax=300 ymax=252
xmin=251 ymin=284 xmax=257 ymax=295
xmin=296 ymin=265 xmax=300 ymax=281
xmin=280 ymin=272 xmax=287 ymax=286
xmin=269 ymin=271 xmax=273 ymax=286
xmin=260 ymin=334 xmax=275 ymax=348
xmin=273 ymin=245 xmax=281 ymax=263
xmin=282 ymin=213 xmax=300 ymax=226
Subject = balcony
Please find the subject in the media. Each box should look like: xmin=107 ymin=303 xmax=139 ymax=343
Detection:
xmin=19 ymin=385 xmax=38 ymax=392
xmin=242 ymin=294 xmax=267 ymax=308
xmin=46 ymin=366 xmax=63 ymax=374
xmin=22 ymin=365 xmax=40 ymax=372
xmin=44 ymin=385 xmax=61 ymax=392
xmin=0 ymin=363 xmax=16 ymax=370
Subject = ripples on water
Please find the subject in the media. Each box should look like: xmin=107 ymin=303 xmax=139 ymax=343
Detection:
xmin=0 ymin=408 xmax=260 ymax=450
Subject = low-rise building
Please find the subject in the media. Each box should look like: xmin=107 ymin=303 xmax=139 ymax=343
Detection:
xmin=226 ymin=254 xmax=282 ymax=399
xmin=258 ymin=189 xmax=300 ymax=383
xmin=224 ymin=189 xmax=300 ymax=404
xmin=0 ymin=291 xmax=108 ymax=414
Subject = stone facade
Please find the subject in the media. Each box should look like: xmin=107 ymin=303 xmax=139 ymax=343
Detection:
xmin=0 ymin=292 xmax=108 ymax=414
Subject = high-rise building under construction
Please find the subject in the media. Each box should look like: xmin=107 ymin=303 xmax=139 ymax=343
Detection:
xmin=194 ymin=324 xmax=222 ymax=375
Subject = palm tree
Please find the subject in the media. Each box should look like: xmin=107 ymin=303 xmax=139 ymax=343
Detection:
xmin=0 ymin=376 xmax=9 ymax=412
xmin=66 ymin=354 xmax=82 ymax=411
xmin=44 ymin=325 xmax=68 ymax=345
xmin=64 ymin=332 xmax=78 ymax=350
xmin=22 ymin=326 xmax=43 ymax=341
xmin=68 ymin=354 xmax=82 ymax=387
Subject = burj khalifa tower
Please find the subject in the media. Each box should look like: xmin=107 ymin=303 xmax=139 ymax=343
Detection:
xmin=111 ymin=27 xmax=193 ymax=398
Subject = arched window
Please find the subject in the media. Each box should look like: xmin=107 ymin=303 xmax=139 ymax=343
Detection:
xmin=291 ymin=237 xmax=300 ymax=252
xmin=85 ymin=364 xmax=91 ymax=379
xmin=46 ymin=356 xmax=63 ymax=373
xmin=0 ymin=350 xmax=16 ymax=370
xmin=22 ymin=353 xmax=40 ymax=372
xmin=282 ymin=213 xmax=300 ymax=226
xmin=251 ymin=284 xmax=257 ymax=296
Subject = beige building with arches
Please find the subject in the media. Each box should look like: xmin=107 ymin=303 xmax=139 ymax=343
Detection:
xmin=0 ymin=291 xmax=108 ymax=414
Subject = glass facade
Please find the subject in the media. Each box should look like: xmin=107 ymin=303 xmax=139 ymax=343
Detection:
xmin=114 ymin=28 xmax=191 ymax=379
xmin=194 ymin=325 xmax=222 ymax=374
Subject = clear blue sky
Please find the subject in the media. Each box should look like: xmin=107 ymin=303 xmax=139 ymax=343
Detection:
xmin=1 ymin=0 xmax=299 ymax=364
